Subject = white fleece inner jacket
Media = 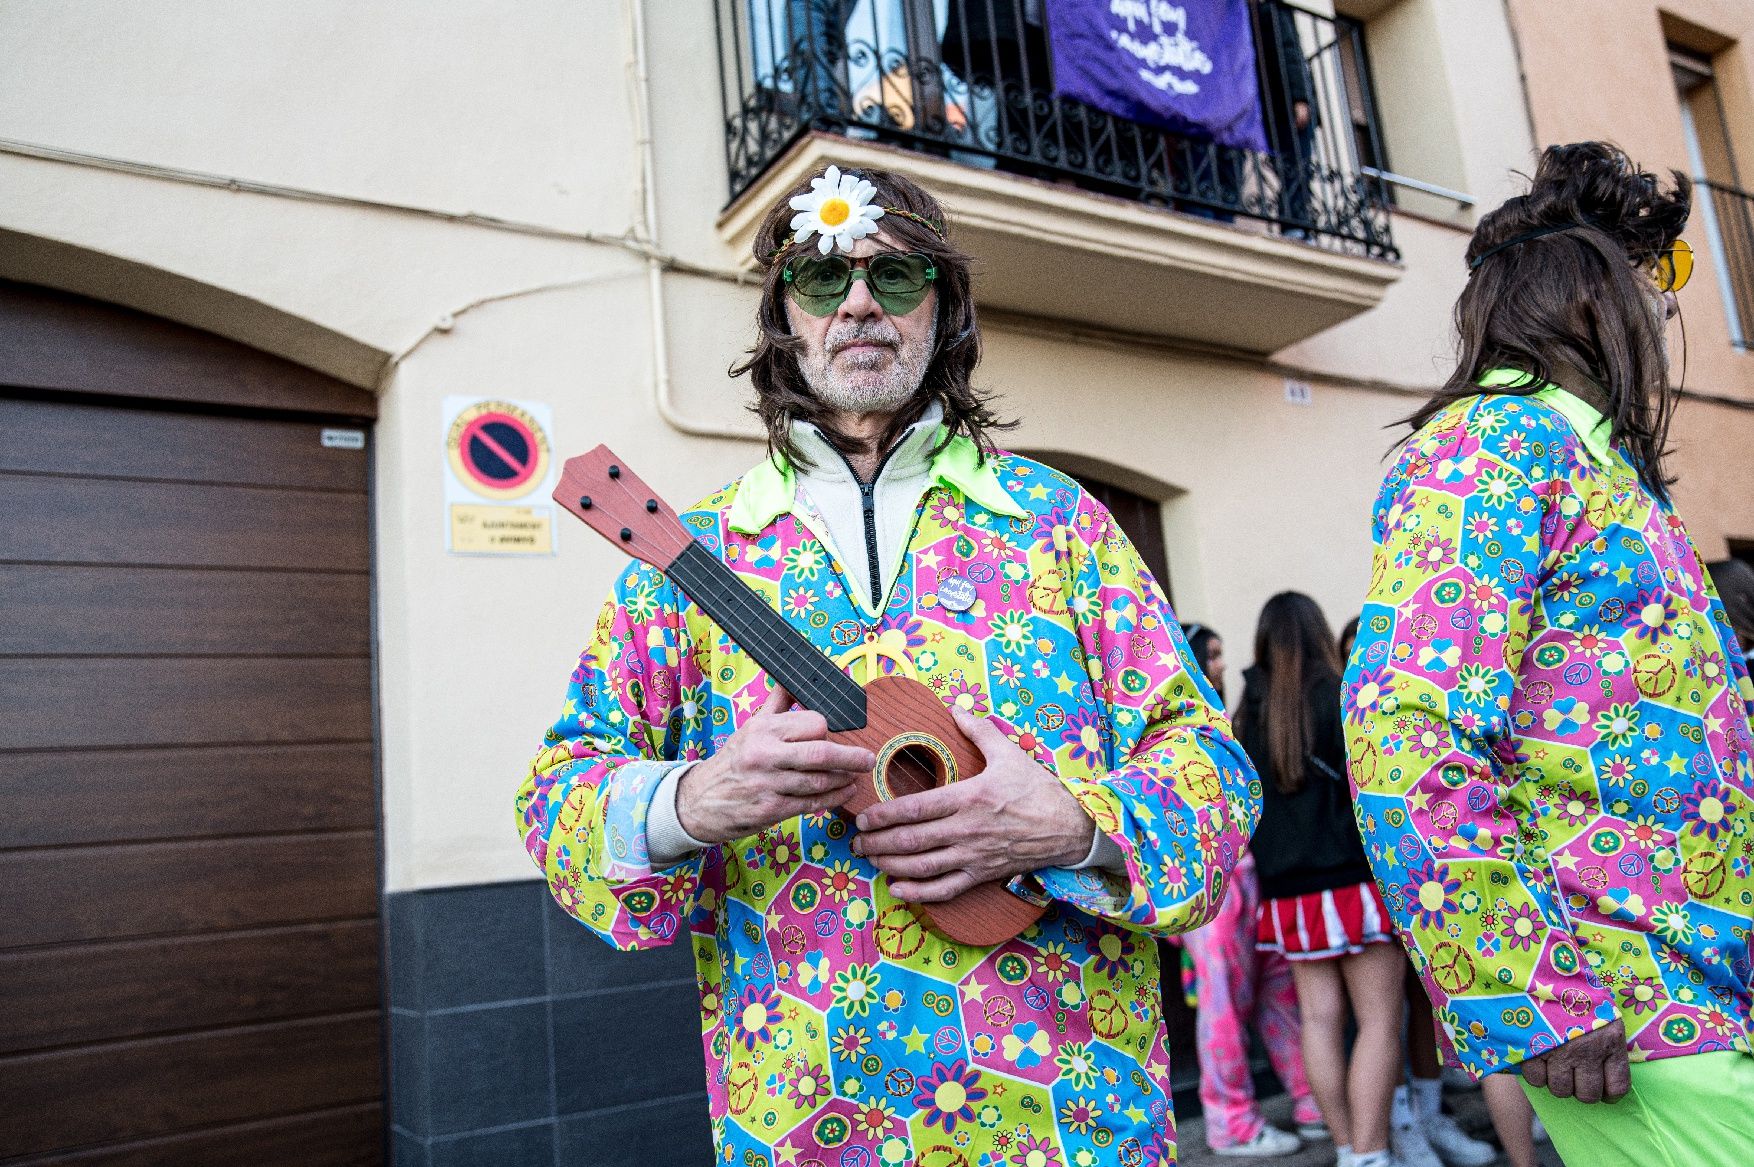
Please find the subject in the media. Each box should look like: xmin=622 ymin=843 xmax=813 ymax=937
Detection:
xmin=646 ymin=403 xmax=1120 ymax=871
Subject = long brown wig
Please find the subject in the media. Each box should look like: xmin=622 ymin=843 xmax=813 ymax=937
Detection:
xmin=729 ymin=166 xmax=1013 ymax=468
xmin=1242 ymin=592 xmax=1341 ymax=795
xmin=1402 ymin=142 xmax=1691 ymax=503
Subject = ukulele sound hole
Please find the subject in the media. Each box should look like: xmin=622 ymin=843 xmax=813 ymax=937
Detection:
xmin=873 ymin=733 xmax=956 ymax=801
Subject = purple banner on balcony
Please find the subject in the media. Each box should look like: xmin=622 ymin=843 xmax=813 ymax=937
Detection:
xmin=1046 ymin=0 xmax=1268 ymax=152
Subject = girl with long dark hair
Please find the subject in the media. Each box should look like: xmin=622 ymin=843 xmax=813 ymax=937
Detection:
xmin=1241 ymin=593 xmax=1405 ymax=1167
xmin=1345 ymin=142 xmax=1754 ymax=1166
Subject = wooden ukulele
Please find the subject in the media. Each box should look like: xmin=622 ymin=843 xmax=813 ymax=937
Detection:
xmin=554 ymin=445 xmax=1047 ymax=946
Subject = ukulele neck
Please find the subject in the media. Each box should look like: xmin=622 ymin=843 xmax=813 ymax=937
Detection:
xmin=665 ymin=543 xmax=868 ymax=732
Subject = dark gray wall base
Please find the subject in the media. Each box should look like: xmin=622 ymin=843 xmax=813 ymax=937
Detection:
xmin=386 ymin=879 xmax=712 ymax=1167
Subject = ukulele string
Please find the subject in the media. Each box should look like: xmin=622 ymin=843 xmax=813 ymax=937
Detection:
xmin=584 ymin=457 xmax=988 ymax=909
xmin=885 ymin=748 xmax=947 ymax=800
xmin=593 ymin=458 xmax=961 ymax=805
xmin=668 ymin=550 xmax=867 ymax=726
xmin=665 ymin=547 xmax=864 ymax=721
xmin=596 ymin=462 xmax=865 ymax=728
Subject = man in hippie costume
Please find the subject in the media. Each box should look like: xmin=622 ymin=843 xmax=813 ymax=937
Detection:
xmin=1344 ymin=142 xmax=1754 ymax=1165
xmin=516 ymin=165 xmax=1262 ymax=1166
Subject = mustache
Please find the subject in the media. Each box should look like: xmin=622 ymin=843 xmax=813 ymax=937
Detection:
xmin=826 ymin=324 xmax=901 ymax=355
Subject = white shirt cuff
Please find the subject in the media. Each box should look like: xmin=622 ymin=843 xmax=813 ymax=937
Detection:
xmin=1070 ymin=824 xmax=1125 ymax=872
xmin=645 ymin=761 xmax=710 ymax=868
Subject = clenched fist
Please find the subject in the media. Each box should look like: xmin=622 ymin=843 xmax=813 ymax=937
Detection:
xmin=1520 ymin=1018 xmax=1629 ymax=1103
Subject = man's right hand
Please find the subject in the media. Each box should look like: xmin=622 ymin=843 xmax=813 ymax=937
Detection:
xmin=675 ymin=684 xmax=874 ymax=843
xmin=1519 ymin=1017 xmax=1630 ymax=1103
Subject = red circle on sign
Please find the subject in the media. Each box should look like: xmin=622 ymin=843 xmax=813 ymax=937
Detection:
xmin=457 ymin=412 xmax=539 ymax=492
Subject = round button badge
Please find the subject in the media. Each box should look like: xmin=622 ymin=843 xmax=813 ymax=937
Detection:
xmin=938 ymin=574 xmax=978 ymax=612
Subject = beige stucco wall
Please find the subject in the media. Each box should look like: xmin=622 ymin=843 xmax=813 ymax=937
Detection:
xmin=1286 ymin=0 xmax=1536 ymax=383
xmin=0 ymin=0 xmax=740 ymax=891
xmin=982 ymin=325 xmax=1410 ymax=659
xmin=3 ymin=0 xmax=1744 ymax=893
xmin=373 ymin=282 xmax=762 ymax=890
xmin=1505 ymin=0 xmax=1754 ymax=557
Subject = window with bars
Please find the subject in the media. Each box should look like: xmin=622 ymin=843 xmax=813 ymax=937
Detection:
xmin=1673 ymin=45 xmax=1752 ymax=349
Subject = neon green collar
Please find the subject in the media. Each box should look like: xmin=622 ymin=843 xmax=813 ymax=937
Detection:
xmin=1477 ymin=366 xmax=1616 ymax=466
xmin=727 ymin=429 xmax=1026 ymax=535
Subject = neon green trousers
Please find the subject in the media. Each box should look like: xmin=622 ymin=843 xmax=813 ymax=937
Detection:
xmin=1520 ymin=1050 xmax=1754 ymax=1166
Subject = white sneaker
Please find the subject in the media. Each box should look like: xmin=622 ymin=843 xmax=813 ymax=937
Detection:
xmin=1212 ymin=1124 xmax=1303 ymax=1158
xmin=1422 ymin=1112 xmax=1496 ymax=1167
xmin=1297 ymin=1121 xmax=1331 ymax=1141
xmin=1389 ymin=1086 xmax=1444 ymax=1167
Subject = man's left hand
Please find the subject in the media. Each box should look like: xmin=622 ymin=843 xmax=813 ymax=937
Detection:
xmin=852 ymin=707 xmax=1098 ymax=902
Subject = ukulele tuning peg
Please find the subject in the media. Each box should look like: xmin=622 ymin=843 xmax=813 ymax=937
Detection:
xmin=608 ymin=465 xmax=621 ymax=479
xmin=578 ymin=496 xmax=593 ymax=510
xmin=645 ymin=499 xmax=658 ymax=513
xmin=619 ymin=528 xmax=633 ymax=542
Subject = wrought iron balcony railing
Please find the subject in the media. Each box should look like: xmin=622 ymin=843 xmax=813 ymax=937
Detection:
xmin=715 ymin=0 xmax=1398 ymax=260
xmin=1697 ymin=179 xmax=1754 ymax=349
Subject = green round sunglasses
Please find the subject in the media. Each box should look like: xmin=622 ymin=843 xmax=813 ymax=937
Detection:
xmin=782 ymin=251 xmax=938 ymax=317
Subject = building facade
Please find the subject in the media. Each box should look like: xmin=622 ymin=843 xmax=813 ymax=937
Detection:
xmin=0 ymin=1 xmax=1749 ymax=1163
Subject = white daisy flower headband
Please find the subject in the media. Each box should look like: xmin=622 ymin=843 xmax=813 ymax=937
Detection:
xmin=779 ymin=165 xmax=945 ymax=259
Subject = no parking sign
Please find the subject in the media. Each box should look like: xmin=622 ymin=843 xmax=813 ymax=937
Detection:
xmin=442 ymin=396 xmax=558 ymax=555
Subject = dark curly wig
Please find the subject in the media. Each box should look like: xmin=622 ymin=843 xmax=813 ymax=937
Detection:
xmin=729 ymin=166 xmax=1013 ymax=469
xmin=1405 ymin=141 xmax=1692 ymax=501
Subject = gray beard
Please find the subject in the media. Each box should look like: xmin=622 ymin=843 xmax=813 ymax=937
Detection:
xmin=797 ymin=318 xmax=937 ymax=414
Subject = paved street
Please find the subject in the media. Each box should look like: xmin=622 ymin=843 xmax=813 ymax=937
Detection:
xmin=1173 ymin=1088 xmax=1566 ymax=1167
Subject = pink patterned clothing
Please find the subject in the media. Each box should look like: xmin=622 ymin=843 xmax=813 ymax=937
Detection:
xmin=517 ymin=435 xmax=1263 ymax=1167
xmin=1181 ymin=857 xmax=1321 ymax=1146
xmin=1345 ymin=372 xmax=1754 ymax=1079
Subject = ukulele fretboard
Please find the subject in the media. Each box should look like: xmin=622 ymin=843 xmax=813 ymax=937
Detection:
xmin=666 ymin=542 xmax=868 ymax=731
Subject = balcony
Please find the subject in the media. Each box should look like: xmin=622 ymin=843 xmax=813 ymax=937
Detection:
xmin=714 ymin=0 xmax=1404 ymax=353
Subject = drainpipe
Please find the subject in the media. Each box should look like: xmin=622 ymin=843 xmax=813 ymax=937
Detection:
xmin=628 ymin=0 xmax=760 ymax=441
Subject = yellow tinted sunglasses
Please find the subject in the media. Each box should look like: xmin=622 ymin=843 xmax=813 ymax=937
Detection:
xmin=1652 ymin=239 xmax=1693 ymax=293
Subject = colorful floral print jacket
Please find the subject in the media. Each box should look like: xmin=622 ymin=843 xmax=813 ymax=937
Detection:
xmin=516 ymin=438 xmax=1260 ymax=1167
xmin=1344 ymin=371 xmax=1754 ymax=1078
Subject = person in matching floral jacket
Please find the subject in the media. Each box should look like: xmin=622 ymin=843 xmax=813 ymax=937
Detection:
xmin=517 ymin=165 xmax=1261 ymax=1167
xmin=1345 ymin=142 xmax=1754 ymax=1165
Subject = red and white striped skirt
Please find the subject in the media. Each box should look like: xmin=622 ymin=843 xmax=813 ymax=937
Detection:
xmin=1256 ymin=879 xmax=1394 ymax=962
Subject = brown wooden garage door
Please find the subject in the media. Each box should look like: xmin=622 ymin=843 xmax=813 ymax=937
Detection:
xmin=0 ymin=283 xmax=384 ymax=1164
